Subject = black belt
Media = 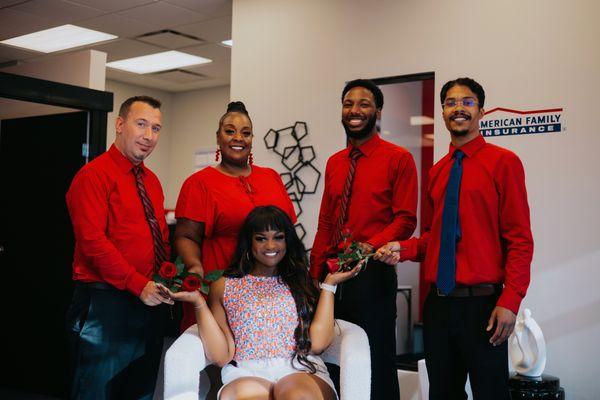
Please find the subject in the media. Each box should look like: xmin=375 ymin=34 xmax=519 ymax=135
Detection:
xmin=430 ymin=284 xmax=502 ymax=297
xmin=77 ymin=281 xmax=118 ymax=291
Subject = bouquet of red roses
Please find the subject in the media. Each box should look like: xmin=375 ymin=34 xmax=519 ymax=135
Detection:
xmin=154 ymin=258 xmax=223 ymax=295
xmin=326 ymin=240 xmax=375 ymax=274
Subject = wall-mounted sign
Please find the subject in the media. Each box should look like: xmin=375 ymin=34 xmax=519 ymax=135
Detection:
xmin=194 ymin=147 xmax=217 ymax=170
xmin=480 ymin=107 xmax=564 ymax=137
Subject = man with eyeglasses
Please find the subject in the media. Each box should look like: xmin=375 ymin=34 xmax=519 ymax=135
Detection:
xmin=375 ymin=77 xmax=533 ymax=399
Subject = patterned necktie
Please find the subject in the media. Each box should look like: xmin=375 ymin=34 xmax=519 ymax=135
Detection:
xmin=133 ymin=166 xmax=167 ymax=271
xmin=332 ymin=147 xmax=362 ymax=247
xmin=437 ymin=149 xmax=465 ymax=295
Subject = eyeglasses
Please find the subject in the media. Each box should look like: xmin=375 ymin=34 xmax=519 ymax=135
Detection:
xmin=442 ymin=97 xmax=478 ymax=108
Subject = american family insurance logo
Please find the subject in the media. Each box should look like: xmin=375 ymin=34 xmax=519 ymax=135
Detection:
xmin=479 ymin=107 xmax=564 ymax=137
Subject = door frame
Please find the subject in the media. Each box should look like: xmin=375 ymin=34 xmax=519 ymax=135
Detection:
xmin=0 ymin=71 xmax=113 ymax=159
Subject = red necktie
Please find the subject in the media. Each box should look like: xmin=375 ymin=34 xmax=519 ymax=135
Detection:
xmin=331 ymin=147 xmax=362 ymax=247
xmin=133 ymin=166 xmax=167 ymax=271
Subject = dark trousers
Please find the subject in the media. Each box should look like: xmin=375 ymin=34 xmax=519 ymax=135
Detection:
xmin=423 ymin=290 xmax=510 ymax=400
xmin=334 ymin=260 xmax=399 ymax=400
xmin=66 ymin=283 xmax=166 ymax=400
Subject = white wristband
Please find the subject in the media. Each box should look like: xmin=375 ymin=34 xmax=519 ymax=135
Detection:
xmin=320 ymin=282 xmax=337 ymax=294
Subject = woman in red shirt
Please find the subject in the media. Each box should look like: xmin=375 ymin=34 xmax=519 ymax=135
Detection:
xmin=175 ymin=101 xmax=296 ymax=331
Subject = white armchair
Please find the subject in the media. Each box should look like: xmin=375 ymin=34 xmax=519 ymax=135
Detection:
xmin=163 ymin=319 xmax=371 ymax=400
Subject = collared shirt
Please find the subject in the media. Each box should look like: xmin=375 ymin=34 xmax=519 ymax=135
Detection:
xmin=310 ymin=134 xmax=418 ymax=280
xmin=400 ymin=134 xmax=533 ymax=313
xmin=66 ymin=144 xmax=170 ymax=296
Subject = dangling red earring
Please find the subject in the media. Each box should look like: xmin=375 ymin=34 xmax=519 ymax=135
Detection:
xmin=248 ymin=152 xmax=254 ymax=165
xmin=215 ymin=147 xmax=220 ymax=162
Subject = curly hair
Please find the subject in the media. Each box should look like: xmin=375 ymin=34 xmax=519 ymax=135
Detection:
xmin=224 ymin=206 xmax=320 ymax=373
xmin=440 ymin=77 xmax=485 ymax=109
xmin=342 ymin=78 xmax=384 ymax=109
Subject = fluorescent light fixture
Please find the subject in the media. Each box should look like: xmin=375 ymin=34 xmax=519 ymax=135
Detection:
xmin=221 ymin=39 xmax=233 ymax=47
xmin=106 ymin=51 xmax=212 ymax=74
xmin=410 ymin=116 xmax=435 ymax=126
xmin=0 ymin=24 xmax=117 ymax=53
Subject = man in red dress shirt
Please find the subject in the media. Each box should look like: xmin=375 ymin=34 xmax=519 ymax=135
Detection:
xmin=311 ymin=79 xmax=418 ymax=399
xmin=66 ymin=96 xmax=172 ymax=400
xmin=376 ymin=77 xmax=534 ymax=399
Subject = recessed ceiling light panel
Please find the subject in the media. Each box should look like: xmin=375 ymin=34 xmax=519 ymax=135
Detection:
xmin=0 ymin=24 xmax=117 ymax=53
xmin=106 ymin=51 xmax=212 ymax=74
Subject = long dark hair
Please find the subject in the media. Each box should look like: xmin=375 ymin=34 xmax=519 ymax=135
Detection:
xmin=224 ymin=206 xmax=320 ymax=372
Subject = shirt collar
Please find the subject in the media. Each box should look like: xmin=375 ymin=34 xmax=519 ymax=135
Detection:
xmin=348 ymin=133 xmax=381 ymax=157
xmin=108 ymin=144 xmax=145 ymax=174
xmin=448 ymin=134 xmax=486 ymax=158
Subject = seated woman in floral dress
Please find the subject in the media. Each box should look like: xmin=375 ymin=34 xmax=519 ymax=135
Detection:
xmin=161 ymin=206 xmax=361 ymax=399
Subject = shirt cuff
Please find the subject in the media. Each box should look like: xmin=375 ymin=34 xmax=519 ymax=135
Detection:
xmin=126 ymin=272 xmax=150 ymax=297
xmin=365 ymin=237 xmax=386 ymax=250
xmin=496 ymin=286 xmax=523 ymax=315
xmin=399 ymin=238 xmax=418 ymax=262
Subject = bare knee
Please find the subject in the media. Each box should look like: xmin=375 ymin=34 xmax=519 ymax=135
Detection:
xmin=274 ymin=374 xmax=333 ymax=400
xmin=273 ymin=385 xmax=315 ymax=400
xmin=219 ymin=377 xmax=271 ymax=400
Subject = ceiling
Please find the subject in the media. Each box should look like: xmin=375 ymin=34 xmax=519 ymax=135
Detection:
xmin=0 ymin=0 xmax=232 ymax=92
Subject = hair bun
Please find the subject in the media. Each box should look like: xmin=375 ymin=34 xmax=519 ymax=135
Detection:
xmin=227 ymin=101 xmax=248 ymax=114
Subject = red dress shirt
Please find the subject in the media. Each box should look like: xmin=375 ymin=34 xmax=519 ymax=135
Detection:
xmin=175 ymin=165 xmax=296 ymax=329
xmin=66 ymin=145 xmax=170 ymax=296
xmin=311 ymin=134 xmax=418 ymax=280
xmin=400 ymin=135 xmax=533 ymax=314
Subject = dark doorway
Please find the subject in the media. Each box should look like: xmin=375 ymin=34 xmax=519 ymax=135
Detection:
xmin=371 ymin=73 xmax=434 ymax=359
xmin=0 ymin=111 xmax=88 ymax=397
xmin=0 ymin=72 xmax=112 ymax=398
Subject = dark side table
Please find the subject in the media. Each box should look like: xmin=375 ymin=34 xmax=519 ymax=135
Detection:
xmin=509 ymin=373 xmax=565 ymax=399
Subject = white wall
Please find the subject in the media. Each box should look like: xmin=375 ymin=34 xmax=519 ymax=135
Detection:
xmin=231 ymin=0 xmax=600 ymax=398
xmin=167 ymin=85 xmax=230 ymax=208
xmin=106 ymin=80 xmax=230 ymax=208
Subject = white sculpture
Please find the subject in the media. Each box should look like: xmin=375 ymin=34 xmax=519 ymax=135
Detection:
xmin=509 ymin=308 xmax=547 ymax=377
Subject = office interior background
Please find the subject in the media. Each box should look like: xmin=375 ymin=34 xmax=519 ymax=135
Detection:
xmin=0 ymin=0 xmax=598 ymax=399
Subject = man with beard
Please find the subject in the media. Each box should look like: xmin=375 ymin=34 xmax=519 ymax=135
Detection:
xmin=311 ymin=79 xmax=418 ymax=399
xmin=375 ymin=77 xmax=533 ymax=399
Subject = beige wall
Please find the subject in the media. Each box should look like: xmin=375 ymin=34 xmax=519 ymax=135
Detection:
xmin=231 ymin=0 xmax=600 ymax=398
xmin=106 ymin=80 xmax=230 ymax=208
xmin=0 ymin=50 xmax=106 ymax=119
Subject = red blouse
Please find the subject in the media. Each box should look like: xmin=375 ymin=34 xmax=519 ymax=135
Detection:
xmin=175 ymin=165 xmax=296 ymax=329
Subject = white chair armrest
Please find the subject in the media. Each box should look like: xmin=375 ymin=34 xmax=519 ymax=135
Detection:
xmin=164 ymin=324 xmax=211 ymax=400
xmin=321 ymin=319 xmax=371 ymax=400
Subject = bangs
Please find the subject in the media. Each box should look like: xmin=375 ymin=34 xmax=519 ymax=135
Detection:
xmin=245 ymin=206 xmax=291 ymax=235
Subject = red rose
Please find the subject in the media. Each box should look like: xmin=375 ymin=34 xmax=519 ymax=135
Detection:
xmin=158 ymin=262 xmax=177 ymax=279
xmin=326 ymin=258 xmax=341 ymax=274
xmin=182 ymin=274 xmax=202 ymax=292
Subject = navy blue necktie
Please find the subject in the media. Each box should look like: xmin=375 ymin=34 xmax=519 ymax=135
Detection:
xmin=437 ymin=149 xmax=465 ymax=295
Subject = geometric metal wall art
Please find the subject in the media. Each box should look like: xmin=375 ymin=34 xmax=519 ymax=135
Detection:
xmin=263 ymin=121 xmax=321 ymax=245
